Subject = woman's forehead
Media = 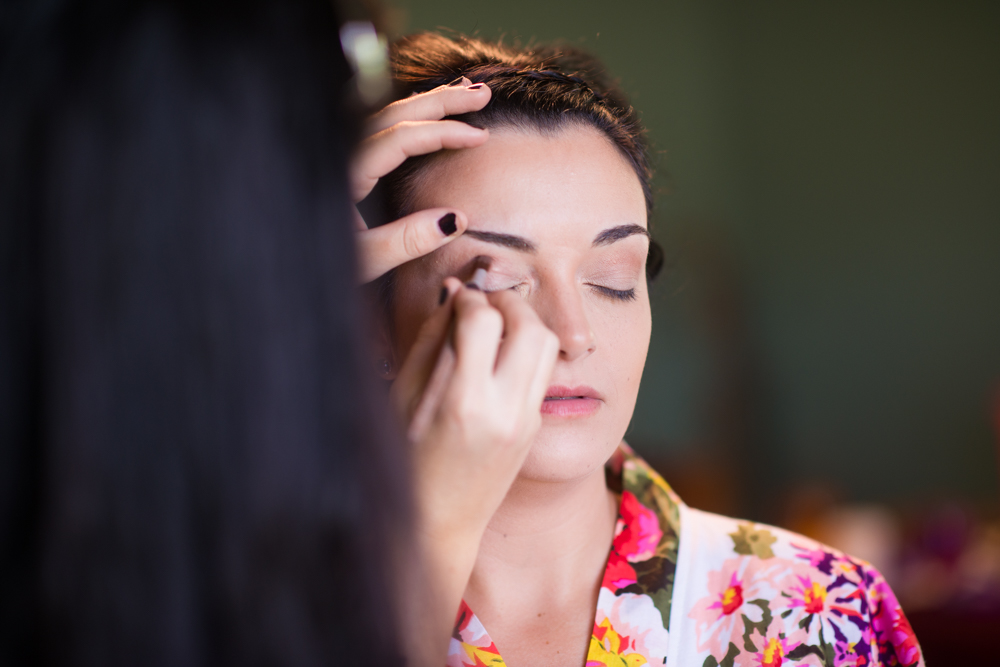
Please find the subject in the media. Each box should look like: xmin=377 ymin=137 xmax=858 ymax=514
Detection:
xmin=411 ymin=124 xmax=647 ymax=245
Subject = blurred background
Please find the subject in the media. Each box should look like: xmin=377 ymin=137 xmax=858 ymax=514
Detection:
xmin=384 ymin=0 xmax=1000 ymax=659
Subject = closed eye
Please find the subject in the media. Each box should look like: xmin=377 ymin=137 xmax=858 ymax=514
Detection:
xmin=589 ymin=284 xmax=637 ymax=302
xmin=484 ymin=282 xmax=530 ymax=297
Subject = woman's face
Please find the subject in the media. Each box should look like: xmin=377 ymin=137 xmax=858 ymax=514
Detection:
xmin=392 ymin=123 xmax=651 ymax=482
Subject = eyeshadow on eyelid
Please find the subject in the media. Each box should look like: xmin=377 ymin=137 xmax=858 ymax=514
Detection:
xmin=585 ymin=264 xmax=644 ymax=283
xmin=591 ymin=247 xmax=646 ymax=264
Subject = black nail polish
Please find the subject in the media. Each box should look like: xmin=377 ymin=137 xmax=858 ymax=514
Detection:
xmin=447 ymin=77 xmax=465 ymax=87
xmin=439 ymin=286 xmax=448 ymax=305
xmin=438 ymin=212 xmax=457 ymax=236
xmin=468 ymin=83 xmax=484 ymax=90
xmin=464 ymin=282 xmax=481 ymax=291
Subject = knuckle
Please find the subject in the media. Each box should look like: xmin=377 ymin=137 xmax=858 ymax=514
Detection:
xmin=479 ymin=414 xmax=516 ymax=446
xmin=400 ymin=219 xmax=435 ymax=259
xmin=372 ymin=101 xmax=402 ymax=122
xmin=426 ymin=95 xmax=448 ymax=118
xmin=382 ymin=97 xmax=409 ymax=113
xmin=384 ymin=120 xmax=418 ymax=138
xmin=447 ymin=394 xmax=481 ymax=427
xmin=497 ymin=419 xmax=523 ymax=446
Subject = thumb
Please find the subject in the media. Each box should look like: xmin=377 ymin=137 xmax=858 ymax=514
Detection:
xmin=356 ymin=208 xmax=467 ymax=284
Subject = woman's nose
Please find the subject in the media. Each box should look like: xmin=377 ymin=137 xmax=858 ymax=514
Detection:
xmin=536 ymin=283 xmax=596 ymax=362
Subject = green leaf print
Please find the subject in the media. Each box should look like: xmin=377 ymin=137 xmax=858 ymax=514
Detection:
xmin=702 ymin=642 xmax=740 ymax=667
xmin=740 ymin=599 xmax=772 ymax=652
xmin=729 ymin=523 xmax=777 ymax=559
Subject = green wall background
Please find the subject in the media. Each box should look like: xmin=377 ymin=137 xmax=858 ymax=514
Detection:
xmin=389 ymin=0 xmax=1000 ymax=507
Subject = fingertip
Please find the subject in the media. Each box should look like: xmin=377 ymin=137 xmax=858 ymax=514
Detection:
xmin=437 ymin=212 xmax=458 ymax=236
xmin=445 ymin=122 xmax=489 ymax=148
xmin=437 ymin=278 xmax=460 ymax=306
xmin=442 ymin=276 xmax=464 ymax=292
xmin=450 ymin=278 xmax=489 ymax=306
xmin=467 ymin=124 xmax=490 ymax=137
xmin=436 ymin=210 xmax=468 ymax=239
xmin=460 ymin=125 xmax=489 ymax=149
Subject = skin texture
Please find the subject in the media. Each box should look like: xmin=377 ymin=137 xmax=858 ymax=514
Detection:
xmin=391 ymin=123 xmax=652 ymax=666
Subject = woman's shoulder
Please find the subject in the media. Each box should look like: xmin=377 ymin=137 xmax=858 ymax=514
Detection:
xmin=670 ymin=506 xmax=924 ymax=667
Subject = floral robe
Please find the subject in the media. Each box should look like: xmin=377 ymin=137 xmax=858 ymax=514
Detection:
xmin=448 ymin=445 xmax=923 ymax=667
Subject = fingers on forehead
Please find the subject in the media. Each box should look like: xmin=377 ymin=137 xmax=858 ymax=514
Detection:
xmin=370 ymin=84 xmax=491 ymax=133
xmin=356 ymin=120 xmax=485 ymax=194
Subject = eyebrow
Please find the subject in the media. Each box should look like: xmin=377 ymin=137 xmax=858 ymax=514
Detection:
xmin=464 ymin=223 xmax=648 ymax=253
xmin=592 ymin=224 xmax=650 ymax=247
xmin=464 ymin=230 xmax=537 ymax=253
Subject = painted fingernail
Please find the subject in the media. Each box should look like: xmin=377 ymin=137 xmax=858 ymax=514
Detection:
xmin=438 ymin=212 xmax=457 ymax=236
xmin=439 ymin=286 xmax=449 ymax=305
xmin=464 ymin=282 xmax=481 ymax=291
xmin=448 ymin=76 xmax=471 ymax=87
xmin=468 ymin=83 xmax=484 ymax=90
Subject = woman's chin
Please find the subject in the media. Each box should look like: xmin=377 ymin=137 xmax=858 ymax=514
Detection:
xmin=515 ymin=427 xmax=623 ymax=484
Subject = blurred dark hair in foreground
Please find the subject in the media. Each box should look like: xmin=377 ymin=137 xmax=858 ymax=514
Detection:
xmin=0 ymin=1 xmax=405 ymax=665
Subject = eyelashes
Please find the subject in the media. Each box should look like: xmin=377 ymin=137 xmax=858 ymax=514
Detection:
xmin=490 ymin=281 xmax=637 ymax=302
xmin=589 ymin=284 xmax=637 ymax=302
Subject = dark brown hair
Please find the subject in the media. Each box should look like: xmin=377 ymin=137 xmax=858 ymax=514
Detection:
xmin=387 ymin=32 xmax=663 ymax=279
xmin=0 ymin=1 xmax=405 ymax=664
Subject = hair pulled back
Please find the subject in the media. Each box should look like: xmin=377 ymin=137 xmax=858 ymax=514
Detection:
xmin=388 ymin=33 xmax=663 ymax=278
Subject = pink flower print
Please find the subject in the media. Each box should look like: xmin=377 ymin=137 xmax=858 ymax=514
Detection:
xmin=592 ymin=589 xmax=670 ymax=666
xmin=792 ymin=543 xmax=869 ymax=588
xmin=800 ymin=578 xmax=826 ymax=614
xmin=616 ymin=491 xmax=663 ymax=563
xmin=709 ymin=571 xmax=745 ymax=616
xmin=756 ymin=636 xmax=795 ymax=667
xmin=869 ymin=579 xmax=922 ymax=666
xmin=602 ymin=548 xmax=638 ymax=591
xmin=601 ymin=491 xmax=662 ymax=593
xmin=792 ymin=544 xmax=836 ymax=575
xmin=834 ymin=639 xmax=870 ymax=667
xmin=448 ymin=602 xmax=505 ymax=667
xmin=780 ymin=570 xmax=864 ymax=647
xmin=735 ymin=623 xmax=806 ymax=667
xmin=787 ymin=576 xmax=830 ymax=615
xmin=690 ymin=557 xmax=785 ymax=657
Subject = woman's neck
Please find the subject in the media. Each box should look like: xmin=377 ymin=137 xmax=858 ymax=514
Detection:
xmin=465 ymin=464 xmax=618 ymax=612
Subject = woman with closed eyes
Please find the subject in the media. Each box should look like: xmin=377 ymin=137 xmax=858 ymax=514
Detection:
xmin=356 ymin=33 xmax=925 ymax=667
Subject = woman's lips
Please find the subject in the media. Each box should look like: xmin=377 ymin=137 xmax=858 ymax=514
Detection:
xmin=541 ymin=385 xmax=602 ymax=417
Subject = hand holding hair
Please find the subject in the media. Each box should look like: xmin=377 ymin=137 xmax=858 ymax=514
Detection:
xmin=353 ymin=80 xmax=492 ymax=283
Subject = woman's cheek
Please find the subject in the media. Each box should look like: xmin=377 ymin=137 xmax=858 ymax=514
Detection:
xmin=612 ymin=296 xmax=652 ymax=379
